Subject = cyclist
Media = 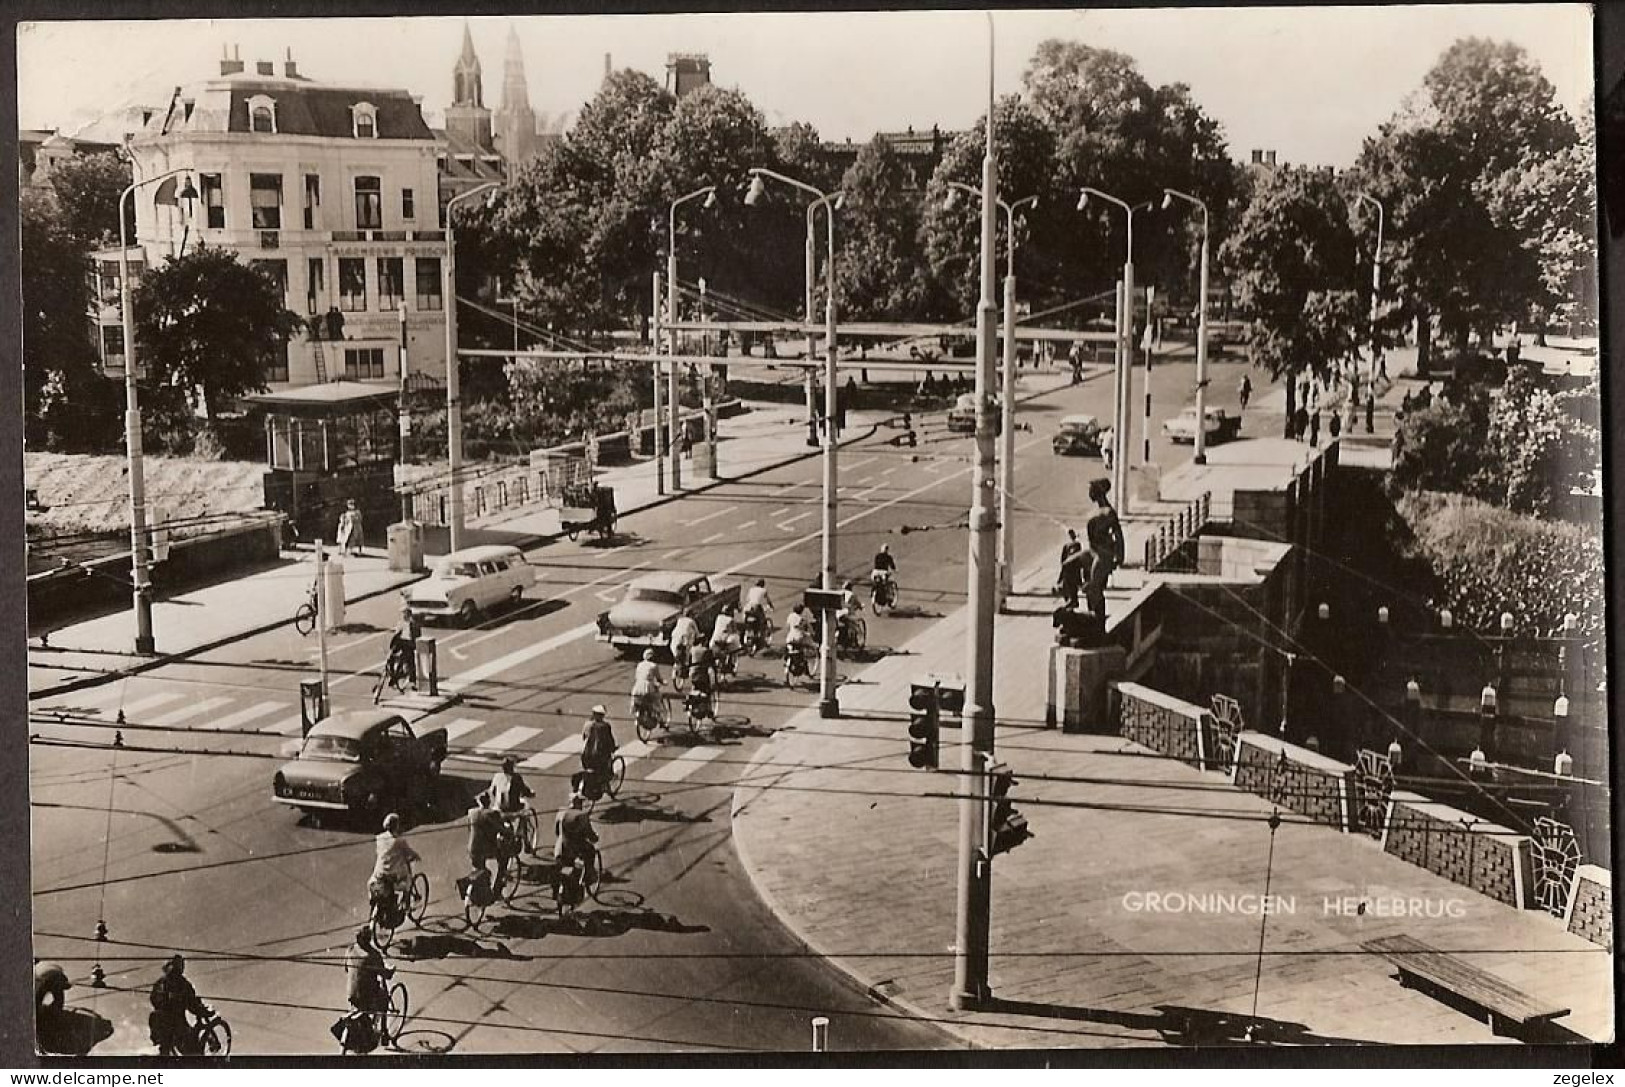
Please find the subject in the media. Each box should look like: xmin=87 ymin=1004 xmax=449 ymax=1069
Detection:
xmin=487 ymin=757 xmax=534 ymax=815
xmin=464 ymin=791 xmax=511 ymax=902
xmin=343 ymin=927 xmax=392 ymax=1050
xmin=871 ymin=545 xmax=898 ymax=608
xmin=784 ymin=603 xmax=815 ymax=662
xmin=686 ymin=641 xmax=719 ymax=722
xmin=837 ymin=580 xmax=864 ymax=645
xmin=629 ymin=648 xmax=665 ymax=725
xmin=709 ymin=604 xmax=742 ymax=658
xmin=368 ymin=813 xmax=420 ymax=928
xmin=374 ymin=605 xmax=419 ymax=703
xmin=669 ymin=611 xmax=701 ymax=688
xmin=580 ymin=705 xmax=618 ymax=794
xmin=553 ymin=791 xmax=600 ymax=892
xmin=742 ymin=579 xmax=774 ymax=648
xmin=149 ymin=954 xmax=212 ymax=1057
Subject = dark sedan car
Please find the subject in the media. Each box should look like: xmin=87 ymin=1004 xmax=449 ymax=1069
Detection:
xmin=273 ymin=711 xmax=448 ymax=819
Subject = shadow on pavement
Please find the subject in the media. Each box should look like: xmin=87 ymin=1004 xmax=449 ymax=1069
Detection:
xmin=36 ymin=1008 xmax=116 ymax=1056
xmin=979 ymin=996 xmax=1378 ymax=1047
xmin=596 ymin=801 xmax=711 ymax=826
xmin=391 ymin=1028 xmax=457 ymax=1054
xmin=395 ymin=930 xmax=527 ymax=963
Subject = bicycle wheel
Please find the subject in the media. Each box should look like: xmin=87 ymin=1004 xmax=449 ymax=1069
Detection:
xmin=517 ymin=809 xmax=538 ymax=856
xmin=294 ymin=603 xmax=316 ymax=636
xmin=587 ymin=846 xmax=604 ymax=898
xmin=370 ymin=902 xmax=397 ymax=951
xmin=383 ymin=983 xmax=408 ymax=1047
xmin=501 ymin=857 xmax=522 ymax=905
xmin=607 ymin=755 xmax=626 ymax=799
xmin=851 ymin=618 xmax=867 ymax=650
xmin=464 ymin=886 xmax=487 ymax=927
xmin=407 ymin=873 xmax=429 ymax=924
xmin=199 ymin=1017 xmax=231 ymax=1057
xmin=635 ymin=707 xmax=656 ymax=744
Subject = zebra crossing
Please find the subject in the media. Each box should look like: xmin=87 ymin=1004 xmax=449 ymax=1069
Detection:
xmin=34 ymin=682 xmax=733 ymax=785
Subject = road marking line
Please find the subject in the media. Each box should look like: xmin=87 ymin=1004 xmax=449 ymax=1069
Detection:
xmin=736 ymin=520 xmax=756 ymax=530
xmin=440 ymin=718 xmax=486 ymax=743
xmin=700 ymin=532 xmax=728 ymax=544
xmin=879 ymin=464 xmax=899 ymax=476
xmin=146 ymin=696 xmax=235 ymax=728
xmin=595 ymin=587 xmax=620 ymax=603
xmin=618 ymin=739 xmax=655 ymax=765
xmin=767 ymin=507 xmax=791 ymax=518
xmin=845 ymin=455 xmax=877 ymax=472
xmin=853 ymin=486 xmax=883 ymax=501
xmin=646 ymin=746 xmax=724 ymax=782
xmin=771 ymin=480 xmax=807 ymax=497
xmin=65 ymin=685 xmax=129 ymax=710
xmin=777 ymin=511 xmax=815 ymax=531
xmin=850 ymin=476 xmax=876 ymax=488
xmin=471 ymin=726 xmax=539 ymax=754
xmin=520 ymin=734 xmax=584 ymax=771
xmin=212 ymin=701 xmax=289 ymax=732
xmin=662 ymin=549 xmax=691 ymax=561
xmin=117 ymin=692 xmax=187 ymax=717
xmin=439 ymin=622 xmax=599 ymax=694
xmin=679 ymin=505 xmax=738 ymax=528
xmin=273 ymin=715 xmax=305 ymax=736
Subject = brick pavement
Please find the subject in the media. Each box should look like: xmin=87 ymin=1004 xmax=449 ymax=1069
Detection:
xmin=731 ymin=538 xmax=1614 ymax=1048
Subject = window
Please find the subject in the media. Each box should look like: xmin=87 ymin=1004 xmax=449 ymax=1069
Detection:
xmin=307 ymin=258 xmax=325 ymax=314
xmin=352 ymin=102 xmax=378 ymax=139
xmin=201 ymin=173 xmax=225 ymax=229
xmin=247 ymin=94 xmax=277 ymax=134
xmin=401 ymin=188 xmax=414 ymax=219
xmin=377 ymin=257 xmax=403 ymax=310
xmin=249 ymin=259 xmax=288 ymax=304
xmin=354 ymin=176 xmax=382 ymax=230
xmin=338 ymin=258 xmax=367 ymax=311
xmin=101 ymin=325 xmax=125 ymax=358
xmin=303 ymin=174 xmax=320 ymax=230
xmin=250 ymin=173 xmax=282 ymax=230
xmin=414 ymin=257 xmax=442 ymax=310
xmin=267 ymin=340 xmax=289 ymax=383
xmin=343 ymin=347 xmax=385 ymax=379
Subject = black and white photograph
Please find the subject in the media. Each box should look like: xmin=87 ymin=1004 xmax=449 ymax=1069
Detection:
xmin=11 ymin=3 xmax=1615 ymax=1062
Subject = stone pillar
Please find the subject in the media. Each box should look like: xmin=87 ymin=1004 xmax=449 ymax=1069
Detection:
xmin=1047 ymin=644 xmax=1127 ymax=733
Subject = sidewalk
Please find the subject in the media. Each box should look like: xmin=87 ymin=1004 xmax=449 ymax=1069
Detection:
xmin=27 ymin=402 xmax=827 ymax=700
xmin=731 ymin=539 xmax=1613 ymax=1047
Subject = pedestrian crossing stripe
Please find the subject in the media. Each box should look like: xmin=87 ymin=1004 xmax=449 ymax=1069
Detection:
xmin=63 ymin=685 xmax=128 ymax=711
xmin=146 ymin=696 xmax=235 ymax=728
xmin=117 ymin=691 xmax=188 ymax=716
xmin=439 ymin=719 xmax=485 ymax=743
xmin=469 ymin=726 xmax=539 ymax=754
xmin=519 ymin=735 xmax=583 ymax=772
xmin=618 ymin=740 xmax=654 ymax=762
xmin=273 ymin=715 xmax=305 ymax=737
xmin=211 ymin=701 xmax=290 ymax=732
xmin=645 ymin=746 xmax=723 ymax=783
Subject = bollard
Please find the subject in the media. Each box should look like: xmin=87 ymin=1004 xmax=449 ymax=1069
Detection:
xmin=300 ymin=679 xmax=327 ymax=736
xmin=810 ymin=1016 xmax=829 ymax=1053
xmin=415 ymin=637 xmax=438 ymax=697
xmin=323 ymin=555 xmax=347 ymax=630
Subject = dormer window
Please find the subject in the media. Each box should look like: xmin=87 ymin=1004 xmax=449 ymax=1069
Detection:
xmin=248 ymin=95 xmax=277 ymax=134
xmin=352 ymin=102 xmax=378 ymax=139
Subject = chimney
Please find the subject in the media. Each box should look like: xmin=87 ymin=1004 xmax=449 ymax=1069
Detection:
xmin=1251 ymin=149 xmax=1262 ymax=165
xmin=256 ymin=60 xmax=275 ymax=76
xmin=603 ymin=53 xmax=611 ymax=79
xmin=220 ymin=43 xmax=244 ymax=76
xmin=284 ymin=48 xmax=298 ymax=78
xmin=1266 ymin=150 xmax=1277 ymax=166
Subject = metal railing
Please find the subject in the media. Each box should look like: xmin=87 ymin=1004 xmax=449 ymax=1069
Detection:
xmin=1143 ymin=491 xmax=1211 ymax=572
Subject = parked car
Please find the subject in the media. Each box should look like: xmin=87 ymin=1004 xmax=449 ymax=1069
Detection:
xmin=1163 ymin=406 xmax=1242 ymax=445
xmin=1052 ymin=413 xmax=1105 ymax=456
xmin=596 ymin=571 xmax=742 ymax=655
xmin=272 ymin=711 xmax=447 ymax=819
xmin=946 ymin=392 xmax=1003 ymax=434
xmin=404 ymin=544 xmax=533 ymax=625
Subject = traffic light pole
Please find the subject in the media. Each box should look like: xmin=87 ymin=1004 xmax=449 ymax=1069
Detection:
xmin=953 ymin=22 xmax=999 ymax=1011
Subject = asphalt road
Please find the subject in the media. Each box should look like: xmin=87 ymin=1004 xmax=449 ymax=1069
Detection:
xmin=30 ymin=353 xmax=1242 ymax=1055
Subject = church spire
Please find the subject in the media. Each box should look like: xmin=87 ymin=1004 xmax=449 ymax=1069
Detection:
xmin=496 ymin=23 xmax=538 ymax=163
xmin=452 ymin=20 xmax=483 ymax=108
xmin=500 ymin=24 xmax=530 ymax=112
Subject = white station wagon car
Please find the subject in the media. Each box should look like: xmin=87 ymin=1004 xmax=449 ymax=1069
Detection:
xmin=405 ymin=545 xmax=533 ymax=625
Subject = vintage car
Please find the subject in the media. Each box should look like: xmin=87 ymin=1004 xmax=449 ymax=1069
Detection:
xmin=596 ymin=571 xmax=742 ymax=655
xmin=945 ymin=392 xmax=1003 ymax=435
xmin=404 ymin=544 xmax=534 ymax=625
xmin=1052 ymin=413 xmax=1106 ymax=456
xmin=1162 ymin=405 xmax=1242 ymax=445
xmin=272 ymin=711 xmax=448 ymax=819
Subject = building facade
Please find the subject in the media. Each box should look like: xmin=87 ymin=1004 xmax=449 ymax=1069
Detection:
xmin=95 ymin=50 xmax=449 ymax=392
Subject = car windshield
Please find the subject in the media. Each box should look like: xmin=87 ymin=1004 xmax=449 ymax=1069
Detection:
xmin=627 ymin=587 xmax=683 ymax=605
xmin=301 ymin=734 xmax=362 ymax=762
xmin=434 ymin=562 xmax=480 ymax=579
xmin=1061 ymin=421 xmax=1095 ymax=433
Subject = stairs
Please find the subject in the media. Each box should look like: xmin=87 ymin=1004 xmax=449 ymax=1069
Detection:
xmin=312 ymin=337 xmax=328 ymax=383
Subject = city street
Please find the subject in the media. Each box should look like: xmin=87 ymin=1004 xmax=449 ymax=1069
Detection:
xmin=28 ymin=359 xmax=1236 ymax=1054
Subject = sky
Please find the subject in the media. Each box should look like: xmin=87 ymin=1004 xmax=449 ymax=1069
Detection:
xmin=17 ymin=5 xmax=1595 ymax=170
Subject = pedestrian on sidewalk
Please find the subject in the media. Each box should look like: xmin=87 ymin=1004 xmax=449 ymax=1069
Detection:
xmin=1083 ymin=478 xmax=1124 ymax=620
xmin=1056 ymin=529 xmax=1084 ymax=608
xmin=336 ymin=499 xmax=364 ymax=557
xmin=1238 ymin=373 xmax=1252 ymax=411
xmin=1328 ymin=410 xmax=1342 ymax=443
xmin=1365 ymin=390 xmax=1376 ymax=434
xmin=1308 ymin=408 xmax=1321 ymax=447
xmin=1290 ymin=405 xmax=1308 ymax=441
xmin=1068 ymin=342 xmax=1083 ymax=384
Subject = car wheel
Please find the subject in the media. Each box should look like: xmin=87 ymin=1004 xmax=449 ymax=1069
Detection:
xmin=458 ymin=600 xmax=479 ymax=626
xmin=509 ymin=586 xmax=524 ymax=607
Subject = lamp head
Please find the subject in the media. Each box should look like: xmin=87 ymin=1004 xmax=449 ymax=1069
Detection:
xmin=1076 ymin=191 xmax=1089 ymax=212
xmin=702 ymin=188 xmax=718 ymax=209
xmin=1160 ymin=191 xmax=1174 ymax=211
xmin=1554 ymin=694 xmax=1570 ymax=719
xmin=744 ymin=175 xmax=766 ymax=206
xmin=178 ymin=175 xmax=199 ymax=207
xmin=943 ymin=188 xmax=960 ymax=212
xmin=832 ymin=192 xmax=845 ymax=212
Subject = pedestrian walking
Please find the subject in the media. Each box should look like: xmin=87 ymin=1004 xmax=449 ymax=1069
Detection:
xmin=1083 ymin=479 xmax=1124 ymax=620
xmin=1291 ymin=405 xmax=1309 ymax=441
xmin=1068 ymin=342 xmax=1084 ymax=385
xmin=336 ymin=500 xmax=364 ymax=557
xmin=1238 ymin=374 xmax=1252 ymax=411
xmin=1365 ymin=390 xmax=1376 ymax=434
xmin=1056 ymin=529 xmax=1084 ymax=608
xmin=1308 ymin=408 xmax=1321 ymax=448
xmin=1329 ymin=410 xmax=1342 ymax=442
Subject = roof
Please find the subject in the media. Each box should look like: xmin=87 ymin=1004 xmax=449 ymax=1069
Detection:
xmin=245 ymin=381 xmax=400 ymax=411
xmin=1058 ymin=414 xmax=1101 ymax=428
xmin=307 ymin=710 xmax=406 ymax=740
xmin=154 ymin=77 xmax=433 ymax=140
xmin=629 ymin=570 xmax=707 ymax=592
xmin=438 ymin=545 xmax=525 ymax=564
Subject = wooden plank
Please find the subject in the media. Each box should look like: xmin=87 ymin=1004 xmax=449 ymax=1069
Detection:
xmin=1362 ymin=936 xmax=1570 ymax=1024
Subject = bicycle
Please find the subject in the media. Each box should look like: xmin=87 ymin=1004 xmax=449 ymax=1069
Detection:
xmin=683 ymin=685 xmax=719 ymax=732
xmin=837 ymin=615 xmax=867 ymax=656
xmin=871 ymin=574 xmax=898 ymax=613
xmin=551 ymin=845 xmax=603 ymax=918
xmin=294 ymin=587 xmax=318 ymax=636
xmin=369 ymin=867 xmax=430 ymax=951
xmin=671 ymin=643 xmax=693 ymax=692
xmin=784 ymin=643 xmax=818 ymax=687
xmin=192 ymin=1009 xmax=232 ymax=1057
xmin=372 ymin=647 xmax=414 ymax=705
xmin=461 ymin=860 xmax=513 ymax=926
xmin=572 ymin=756 xmax=626 ymax=812
xmin=741 ymin=612 xmax=772 ymax=657
xmin=500 ymin=802 xmax=540 ymax=858
xmin=338 ymin=980 xmax=408 ymax=1054
xmin=633 ymin=693 xmax=671 ymax=743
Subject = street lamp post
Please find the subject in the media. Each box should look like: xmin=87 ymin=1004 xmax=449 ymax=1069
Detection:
xmin=945 ymin=182 xmax=1038 ymax=607
xmin=119 ymin=165 xmax=197 ymax=655
xmin=1078 ymin=187 xmax=1139 ymax=512
xmin=668 ymin=186 xmax=718 ymax=491
xmin=1356 ymin=193 xmax=1385 ymax=381
xmin=443 ymin=181 xmax=501 ymax=551
xmin=1162 ymin=188 xmax=1211 ymax=465
xmin=746 ymin=168 xmax=842 ymax=717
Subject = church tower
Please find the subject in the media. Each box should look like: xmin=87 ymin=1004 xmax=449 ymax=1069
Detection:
xmin=495 ymin=24 xmax=538 ymax=165
xmin=445 ymin=22 xmax=494 ymax=150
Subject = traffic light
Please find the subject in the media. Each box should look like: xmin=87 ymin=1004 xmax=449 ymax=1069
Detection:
xmin=935 ymin=679 xmax=965 ymax=719
xmin=907 ymin=681 xmax=940 ymax=769
xmin=985 ymin=760 xmax=1032 ymax=858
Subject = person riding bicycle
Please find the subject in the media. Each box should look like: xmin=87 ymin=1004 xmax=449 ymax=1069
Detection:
xmin=685 ymin=640 xmax=719 ymax=720
xmin=553 ymin=791 xmax=600 ymax=892
xmin=837 ymin=580 xmax=864 ymax=644
xmin=35 ymin=961 xmax=71 ymax=1050
xmin=464 ymin=791 xmax=512 ymax=903
xmin=669 ymin=612 xmax=701 ymax=684
xmin=487 ymin=757 xmax=534 ymax=815
xmin=580 ymin=705 xmax=618 ymax=793
xmin=381 ymin=604 xmax=419 ymax=693
xmin=343 ymin=927 xmax=392 ymax=1049
xmin=149 ymin=954 xmax=212 ymax=1056
xmin=742 ymin=579 xmax=774 ymax=645
xmin=630 ymin=648 xmax=665 ymax=724
xmin=871 ymin=545 xmax=898 ymax=606
xmin=709 ymin=605 xmax=742 ymax=659
xmin=784 ymin=603 xmax=815 ymax=660
xmin=368 ymin=813 xmax=420 ymax=928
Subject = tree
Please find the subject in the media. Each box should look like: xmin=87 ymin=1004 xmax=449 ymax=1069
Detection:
xmin=21 ymin=187 xmax=121 ymax=450
xmin=131 ymin=245 xmax=300 ymax=419
xmin=1487 ymin=366 xmax=1600 ymax=518
xmin=46 ymin=150 xmax=130 ymax=248
xmin=1220 ymin=166 xmax=1364 ymax=433
xmin=833 ymin=136 xmax=927 ymax=320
